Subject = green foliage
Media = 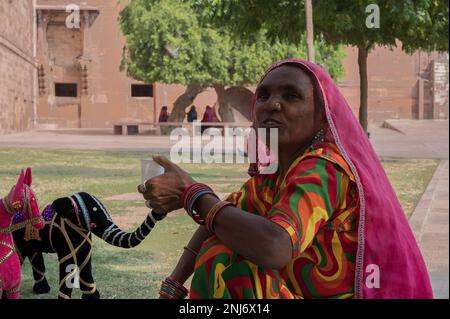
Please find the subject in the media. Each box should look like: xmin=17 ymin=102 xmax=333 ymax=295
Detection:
xmin=120 ymin=0 xmax=205 ymax=84
xmin=119 ymin=0 xmax=346 ymax=87
xmin=201 ymin=0 xmax=449 ymax=53
xmin=387 ymin=0 xmax=449 ymax=53
xmin=313 ymin=0 xmax=449 ymax=53
xmin=228 ymin=33 xmax=346 ymax=83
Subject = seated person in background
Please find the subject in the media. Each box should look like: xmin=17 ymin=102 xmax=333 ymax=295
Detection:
xmin=201 ymin=105 xmax=214 ymax=134
xmin=186 ymin=105 xmax=198 ymax=123
xmin=158 ymin=106 xmax=169 ymax=123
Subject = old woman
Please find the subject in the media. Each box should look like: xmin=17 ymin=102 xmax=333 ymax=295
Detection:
xmin=140 ymin=59 xmax=432 ymax=299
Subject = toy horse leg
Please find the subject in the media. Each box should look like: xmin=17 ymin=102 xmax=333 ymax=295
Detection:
xmin=78 ymin=240 xmax=100 ymax=299
xmin=29 ymin=252 xmax=50 ymax=294
xmin=5 ymin=286 xmax=20 ymax=299
xmin=16 ymin=245 xmax=25 ymax=266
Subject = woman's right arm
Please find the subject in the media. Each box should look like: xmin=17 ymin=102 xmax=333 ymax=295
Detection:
xmin=168 ymin=225 xmax=212 ymax=285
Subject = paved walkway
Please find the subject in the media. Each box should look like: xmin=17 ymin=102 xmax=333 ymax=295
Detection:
xmin=0 ymin=129 xmax=174 ymax=152
xmin=0 ymin=119 xmax=448 ymax=298
xmin=0 ymin=120 xmax=447 ymax=159
xmin=377 ymin=120 xmax=449 ymax=298
xmin=370 ymin=119 xmax=449 ymax=159
xmin=409 ymin=160 xmax=449 ymax=298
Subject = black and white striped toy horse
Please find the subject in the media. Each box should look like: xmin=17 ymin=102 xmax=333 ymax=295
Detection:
xmin=13 ymin=192 xmax=165 ymax=299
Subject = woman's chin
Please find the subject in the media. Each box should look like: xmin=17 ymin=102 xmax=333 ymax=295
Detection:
xmin=275 ymin=136 xmax=290 ymax=148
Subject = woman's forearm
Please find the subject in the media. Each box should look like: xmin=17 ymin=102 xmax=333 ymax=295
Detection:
xmin=169 ymin=225 xmax=212 ymax=284
xmin=194 ymin=194 xmax=292 ymax=269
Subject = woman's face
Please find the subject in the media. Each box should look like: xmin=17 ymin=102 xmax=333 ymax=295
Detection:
xmin=255 ymin=65 xmax=323 ymax=150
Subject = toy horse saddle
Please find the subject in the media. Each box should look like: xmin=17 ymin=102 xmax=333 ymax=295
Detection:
xmin=12 ymin=206 xmax=55 ymax=241
xmin=13 ymin=205 xmax=55 ymax=225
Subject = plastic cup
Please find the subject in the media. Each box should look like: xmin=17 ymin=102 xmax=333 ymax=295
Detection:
xmin=140 ymin=159 xmax=165 ymax=184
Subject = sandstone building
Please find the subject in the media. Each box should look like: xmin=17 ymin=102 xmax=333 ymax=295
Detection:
xmin=0 ymin=0 xmax=36 ymax=134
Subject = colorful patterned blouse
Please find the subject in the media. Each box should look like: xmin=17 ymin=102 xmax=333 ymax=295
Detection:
xmin=190 ymin=143 xmax=360 ymax=299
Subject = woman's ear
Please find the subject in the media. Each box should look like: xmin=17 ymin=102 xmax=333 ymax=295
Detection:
xmin=51 ymin=197 xmax=73 ymax=218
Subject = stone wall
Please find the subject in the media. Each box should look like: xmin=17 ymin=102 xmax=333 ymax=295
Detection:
xmin=338 ymin=46 xmax=441 ymax=123
xmin=433 ymin=60 xmax=449 ymax=119
xmin=35 ymin=0 xmax=155 ymax=129
xmin=0 ymin=0 xmax=36 ymax=134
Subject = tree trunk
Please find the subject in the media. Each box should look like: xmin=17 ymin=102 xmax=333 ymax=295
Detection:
xmin=214 ymin=85 xmax=235 ymax=122
xmin=162 ymin=84 xmax=205 ymax=134
xmin=305 ymin=0 xmax=315 ymax=63
xmin=168 ymin=84 xmax=206 ymax=122
xmin=358 ymin=45 xmax=369 ymax=134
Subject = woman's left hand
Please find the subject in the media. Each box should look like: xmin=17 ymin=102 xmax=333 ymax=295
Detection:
xmin=138 ymin=155 xmax=196 ymax=214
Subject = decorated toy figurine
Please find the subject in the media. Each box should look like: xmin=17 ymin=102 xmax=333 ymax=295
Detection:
xmin=13 ymin=192 xmax=165 ymax=299
xmin=0 ymin=168 xmax=44 ymax=299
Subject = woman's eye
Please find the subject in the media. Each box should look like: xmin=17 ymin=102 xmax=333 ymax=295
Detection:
xmin=285 ymin=93 xmax=301 ymax=100
xmin=256 ymin=93 xmax=269 ymax=101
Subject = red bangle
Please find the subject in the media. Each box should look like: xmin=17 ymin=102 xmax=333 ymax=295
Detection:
xmin=181 ymin=183 xmax=200 ymax=208
xmin=182 ymin=183 xmax=209 ymax=214
xmin=205 ymin=201 xmax=234 ymax=232
xmin=159 ymin=277 xmax=189 ymax=299
xmin=160 ymin=282 xmax=186 ymax=299
xmin=166 ymin=277 xmax=189 ymax=295
xmin=181 ymin=183 xmax=219 ymax=224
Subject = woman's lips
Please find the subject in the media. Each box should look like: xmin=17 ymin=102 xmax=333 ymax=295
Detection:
xmin=261 ymin=119 xmax=283 ymax=127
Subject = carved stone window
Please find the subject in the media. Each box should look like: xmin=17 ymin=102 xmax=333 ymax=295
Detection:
xmin=55 ymin=83 xmax=78 ymax=97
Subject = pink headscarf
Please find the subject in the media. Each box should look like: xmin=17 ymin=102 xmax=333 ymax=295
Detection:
xmin=250 ymin=58 xmax=433 ymax=299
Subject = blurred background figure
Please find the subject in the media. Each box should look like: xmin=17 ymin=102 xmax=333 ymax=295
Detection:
xmin=201 ymin=105 xmax=215 ymax=133
xmin=158 ymin=106 xmax=169 ymax=123
xmin=186 ymin=105 xmax=198 ymax=123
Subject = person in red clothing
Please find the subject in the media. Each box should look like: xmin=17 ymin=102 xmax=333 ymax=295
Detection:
xmin=200 ymin=105 xmax=215 ymax=134
xmin=158 ymin=106 xmax=169 ymax=123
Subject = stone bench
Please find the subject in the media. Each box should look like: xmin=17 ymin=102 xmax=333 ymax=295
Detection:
xmin=113 ymin=121 xmax=253 ymax=135
xmin=113 ymin=123 xmax=140 ymax=135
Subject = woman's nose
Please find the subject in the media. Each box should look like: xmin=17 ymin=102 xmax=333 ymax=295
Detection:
xmin=265 ymin=97 xmax=283 ymax=112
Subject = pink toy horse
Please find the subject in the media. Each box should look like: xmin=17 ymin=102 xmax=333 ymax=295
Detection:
xmin=0 ymin=168 xmax=44 ymax=299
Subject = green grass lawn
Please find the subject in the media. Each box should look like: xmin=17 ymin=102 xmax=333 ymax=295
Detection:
xmin=0 ymin=148 xmax=439 ymax=299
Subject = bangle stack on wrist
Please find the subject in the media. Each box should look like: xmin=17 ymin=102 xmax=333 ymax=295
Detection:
xmin=181 ymin=183 xmax=219 ymax=224
xmin=159 ymin=277 xmax=189 ymax=299
xmin=205 ymin=201 xmax=233 ymax=232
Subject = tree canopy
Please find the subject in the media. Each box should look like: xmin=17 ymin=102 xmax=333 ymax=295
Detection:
xmin=200 ymin=0 xmax=448 ymax=52
xmin=119 ymin=0 xmax=346 ymax=122
xmin=198 ymin=0 xmax=449 ymax=131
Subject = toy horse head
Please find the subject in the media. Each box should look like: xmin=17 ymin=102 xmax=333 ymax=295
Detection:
xmin=2 ymin=168 xmax=44 ymax=231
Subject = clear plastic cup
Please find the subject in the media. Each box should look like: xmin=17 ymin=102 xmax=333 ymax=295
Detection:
xmin=140 ymin=158 xmax=165 ymax=183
